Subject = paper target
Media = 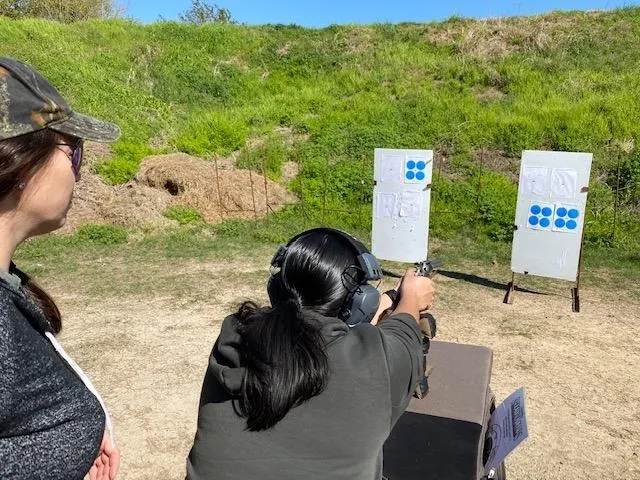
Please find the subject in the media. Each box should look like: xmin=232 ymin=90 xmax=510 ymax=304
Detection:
xmin=404 ymin=157 xmax=429 ymax=184
xmin=552 ymin=204 xmax=581 ymax=233
xmin=527 ymin=202 xmax=554 ymax=231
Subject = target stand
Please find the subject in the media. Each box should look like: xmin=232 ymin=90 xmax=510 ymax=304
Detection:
xmin=371 ymin=148 xmax=433 ymax=264
xmin=506 ymin=151 xmax=592 ymax=313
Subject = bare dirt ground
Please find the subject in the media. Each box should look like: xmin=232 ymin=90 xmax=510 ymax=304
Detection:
xmin=47 ymin=255 xmax=640 ymax=480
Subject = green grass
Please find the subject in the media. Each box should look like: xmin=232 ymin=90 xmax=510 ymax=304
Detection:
xmin=172 ymin=112 xmax=248 ymax=157
xmin=13 ymin=224 xmax=639 ymax=302
xmin=236 ymin=135 xmax=289 ymax=180
xmin=94 ymin=142 xmax=157 ymax=184
xmin=1 ymin=9 xmax=639 ymax=249
xmin=162 ymin=205 xmax=204 ymax=225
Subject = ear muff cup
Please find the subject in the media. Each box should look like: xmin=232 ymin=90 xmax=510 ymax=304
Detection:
xmin=340 ymin=284 xmax=381 ymax=327
xmin=267 ymin=272 xmax=287 ymax=307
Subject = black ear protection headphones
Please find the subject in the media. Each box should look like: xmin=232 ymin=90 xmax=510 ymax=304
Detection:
xmin=267 ymin=228 xmax=382 ymax=327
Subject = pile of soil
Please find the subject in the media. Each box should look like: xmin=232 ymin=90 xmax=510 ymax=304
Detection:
xmin=63 ymin=144 xmax=296 ymax=232
xmin=61 ymin=143 xmax=174 ymax=233
xmin=136 ymin=153 xmax=296 ymax=223
xmin=62 ymin=175 xmax=174 ymax=233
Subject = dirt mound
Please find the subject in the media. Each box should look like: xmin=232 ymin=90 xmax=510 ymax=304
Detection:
xmin=136 ymin=153 xmax=296 ymax=222
xmin=63 ymin=145 xmax=297 ymax=233
xmin=60 ymin=142 xmax=175 ymax=233
xmin=62 ymin=170 xmax=174 ymax=234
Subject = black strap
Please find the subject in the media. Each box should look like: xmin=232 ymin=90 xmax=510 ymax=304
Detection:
xmin=384 ymin=288 xmax=399 ymax=307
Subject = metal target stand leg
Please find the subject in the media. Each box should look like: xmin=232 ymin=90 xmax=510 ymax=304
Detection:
xmin=571 ymin=242 xmax=584 ymax=313
xmin=504 ymin=272 xmax=516 ymax=305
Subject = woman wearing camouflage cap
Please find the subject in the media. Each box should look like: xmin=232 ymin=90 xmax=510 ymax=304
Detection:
xmin=0 ymin=58 xmax=120 ymax=480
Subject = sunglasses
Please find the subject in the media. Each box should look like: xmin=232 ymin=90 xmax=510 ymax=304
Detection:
xmin=56 ymin=140 xmax=84 ymax=179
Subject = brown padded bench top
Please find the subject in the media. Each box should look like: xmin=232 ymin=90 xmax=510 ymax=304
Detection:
xmin=407 ymin=340 xmax=493 ymax=425
xmin=383 ymin=341 xmax=495 ymax=480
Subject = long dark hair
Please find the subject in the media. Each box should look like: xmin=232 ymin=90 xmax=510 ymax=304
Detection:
xmin=0 ymin=129 xmax=66 ymax=333
xmin=235 ymin=230 xmax=361 ymax=431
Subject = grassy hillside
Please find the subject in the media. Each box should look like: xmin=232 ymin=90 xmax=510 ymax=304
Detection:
xmin=1 ymin=9 xmax=639 ymax=250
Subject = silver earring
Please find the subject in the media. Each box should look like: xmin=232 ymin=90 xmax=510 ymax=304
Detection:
xmin=17 ymin=183 xmax=25 ymax=190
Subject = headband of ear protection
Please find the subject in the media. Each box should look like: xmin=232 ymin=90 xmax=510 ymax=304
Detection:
xmin=267 ymin=228 xmax=382 ymax=327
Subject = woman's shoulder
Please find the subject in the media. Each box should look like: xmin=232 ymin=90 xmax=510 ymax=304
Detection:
xmin=0 ymin=268 xmax=22 ymax=291
xmin=333 ymin=314 xmax=422 ymax=361
xmin=219 ymin=313 xmax=241 ymax=335
xmin=0 ymin=271 xmax=23 ymax=305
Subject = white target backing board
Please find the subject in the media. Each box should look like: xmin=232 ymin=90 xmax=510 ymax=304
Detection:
xmin=511 ymin=150 xmax=592 ymax=281
xmin=371 ymin=148 xmax=433 ymax=263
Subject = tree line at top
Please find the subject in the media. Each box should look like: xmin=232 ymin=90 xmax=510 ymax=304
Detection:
xmin=0 ymin=0 xmax=235 ymax=24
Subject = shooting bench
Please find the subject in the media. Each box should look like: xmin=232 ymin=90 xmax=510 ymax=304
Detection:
xmin=383 ymin=341 xmax=496 ymax=480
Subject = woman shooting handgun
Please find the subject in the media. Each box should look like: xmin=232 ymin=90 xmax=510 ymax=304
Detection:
xmin=186 ymin=227 xmax=435 ymax=480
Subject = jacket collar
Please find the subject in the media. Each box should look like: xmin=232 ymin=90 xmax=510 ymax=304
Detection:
xmin=0 ymin=267 xmax=21 ymax=291
xmin=0 ymin=263 xmax=54 ymax=334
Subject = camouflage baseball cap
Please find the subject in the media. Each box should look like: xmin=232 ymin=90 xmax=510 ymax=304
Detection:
xmin=0 ymin=57 xmax=120 ymax=142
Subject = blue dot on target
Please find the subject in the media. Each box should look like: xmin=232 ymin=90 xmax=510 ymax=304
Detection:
xmin=567 ymin=220 xmax=578 ymax=230
xmin=542 ymin=207 xmax=553 ymax=217
xmin=417 ymin=161 xmax=426 ymax=170
xmin=556 ymin=207 xmax=567 ymax=217
xmin=406 ymin=171 xmax=415 ymax=180
xmin=528 ymin=216 xmax=539 ymax=226
xmin=540 ymin=218 xmax=551 ymax=228
xmin=568 ymin=209 xmax=580 ymax=219
xmin=555 ymin=219 xmax=566 ymax=228
xmin=530 ymin=205 xmax=541 ymax=215
xmin=407 ymin=160 xmax=416 ymax=170
xmin=416 ymin=171 xmax=425 ymax=181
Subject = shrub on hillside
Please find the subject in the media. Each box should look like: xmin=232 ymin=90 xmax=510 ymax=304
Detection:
xmin=0 ymin=0 xmax=121 ymax=22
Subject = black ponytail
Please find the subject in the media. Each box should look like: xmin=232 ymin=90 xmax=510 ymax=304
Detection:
xmin=235 ymin=299 xmax=329 ymax=431
xmin=232 ymin=230 xmax=363 ymax=431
